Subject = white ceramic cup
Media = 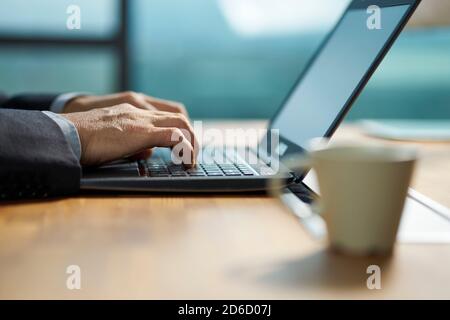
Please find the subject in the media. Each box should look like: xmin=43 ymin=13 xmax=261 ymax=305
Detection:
xmin=271 ymin=143 xmax=418 ymax=255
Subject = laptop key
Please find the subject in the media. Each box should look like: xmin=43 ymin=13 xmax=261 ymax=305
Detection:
xmin=149 ymin=167 xmax=168 ymax=172
xmin=193 ymin=170 xmax=206 ymax=174
xmin=224 ymin=171 xmax=242 ymax=176
xmin=205 ymin=170 xmax=222 ymax=174
xmin=219 ymin=165 xmax=235 ymax=169
xmin=171 ymin=173 xmax=187 ymax=177
xmin=222 ymin=168 xmax=240 ymax=172
xmin=206 ymin=172 xmax=224 ymax=176
xmin=150 ymin=173 xmax=170 ymax=177
xmin=148 ymin=165 xmax=166 ymax=169
xmin=170 ymin=170 xmax=185 ymax=175
xmin=168 ymin=165 xmax=185 ymax=171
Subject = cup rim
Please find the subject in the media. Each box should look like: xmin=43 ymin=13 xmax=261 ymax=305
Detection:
xmin=311 ymin=143 xmax=417 ymax=163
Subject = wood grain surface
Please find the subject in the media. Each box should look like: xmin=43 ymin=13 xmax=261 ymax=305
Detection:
xmin=0 ymin=122 xmax=449 ymax=299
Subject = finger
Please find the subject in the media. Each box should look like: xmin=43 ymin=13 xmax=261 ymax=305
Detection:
xmin=101 ymin=92 xmax=156 ymax=111
xmin=152 ymin=114 xmax=198 ymax=156
xmin=143 ymin=95 xmax=188 ymax=117
xmin=81 ymin=93 xmax=153 ymax=111
xmin=150 ymin=128 xmax=196 ymax=167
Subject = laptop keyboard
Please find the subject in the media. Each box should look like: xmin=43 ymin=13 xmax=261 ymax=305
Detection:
xmin=140 ymin=147 xmax=256 ymax=178
xmin=82 ymin=147 xmax=259 ymax=179
xmin=144 ymin=163 xmax=255 ymax=178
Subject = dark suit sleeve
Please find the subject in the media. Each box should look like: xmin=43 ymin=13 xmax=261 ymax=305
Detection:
xmin=0 ymin=109 xmax=81 ymax=200
xmin=0 ymin=93 xmax=59 ymax=111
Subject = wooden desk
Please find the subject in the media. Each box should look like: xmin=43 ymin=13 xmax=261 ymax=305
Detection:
xmin=0 ymin=122 xmax=449 ymax=299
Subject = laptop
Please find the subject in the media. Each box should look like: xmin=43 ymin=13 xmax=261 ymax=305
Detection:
xmin=81 ymin=0 xmax=422 ymax=193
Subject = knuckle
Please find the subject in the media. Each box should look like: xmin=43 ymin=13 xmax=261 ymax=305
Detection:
xmin=175 ymin=113 xmax=189 ymax=124
xmin=117 ymin=103 xmax=136 ymax=113
xmin=123 ymin=91 xmax=141 ymax=102
xmin=171 ymin=127 xmax=183 ymax=136
xmin=100 ymin=106 xmax=115 ymax=115
xmin=174 ymin=102 xmax=186 ymax=111
xmin=123 ymin=90 xmax=137 ymax=98
xmin=122 ymin=103 xmax=134 ymax=109
xmin=170 ymin=128 xmax=184 ymax=141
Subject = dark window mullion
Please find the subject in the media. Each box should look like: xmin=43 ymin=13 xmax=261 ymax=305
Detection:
xmin=0 ymin=35 xmax=118 ymax=47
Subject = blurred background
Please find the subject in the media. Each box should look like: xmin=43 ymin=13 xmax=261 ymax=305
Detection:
xmin=0 ymin=0 xmax=449 ymax=120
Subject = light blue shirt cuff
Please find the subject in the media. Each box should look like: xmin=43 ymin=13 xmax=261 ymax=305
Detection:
xmin=42 ymin=111 xmax=82 ymax=160
xmin=50 ymin=92 xmax=88 ymax=113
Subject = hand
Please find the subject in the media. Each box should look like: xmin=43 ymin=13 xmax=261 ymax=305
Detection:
xmin=61 ymin=104 xmax=198 ymax=167
xmin=63 ymin=91 xmax=188 ymax=117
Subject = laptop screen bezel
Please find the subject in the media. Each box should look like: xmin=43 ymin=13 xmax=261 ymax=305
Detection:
xmin=260 ymin=0 xmax=421 ymax=166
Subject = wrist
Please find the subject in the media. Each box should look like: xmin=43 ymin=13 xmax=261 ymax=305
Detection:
xmin=60 ymin=113 xmax=89 ymax=164
xmin=43 ymin=111 xmax=82 ymax=160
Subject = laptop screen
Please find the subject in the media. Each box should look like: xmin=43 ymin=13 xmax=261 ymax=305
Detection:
xmin=270 ymin=3 xmax=411 ymax=151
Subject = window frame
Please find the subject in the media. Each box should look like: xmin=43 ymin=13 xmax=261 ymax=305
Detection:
xmin=0 ymin=0 xmax=129 ymax=91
